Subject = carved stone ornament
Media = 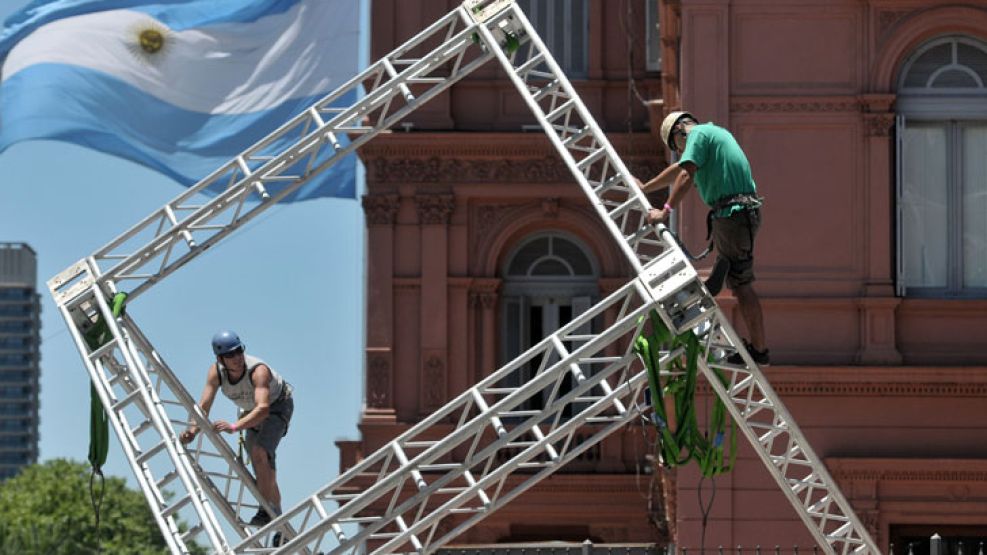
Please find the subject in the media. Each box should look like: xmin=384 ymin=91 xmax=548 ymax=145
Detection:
xmin=414 ymin=193 xmax=455 ymax=225
xmin=469 ymin=278 xmax=501 ymax=310
xmin=423 ymin=354 xmax=445 ymax=408
xmin=367 ymin=353 xmax=391 ymax=408
xmin=862 ymin=510 xmax=880 ymax=543
xmin=864 ymin=113 xmax=895 ymax=137
xmin=731 ymin=97 xmax=860 ymax=113
xmin=473 ymin=204 xmax=527 ymax=250
xmin=877 ymin=9 xmax=913 ymax=37
xmin=541 ymin=197 xmax=560 ymax=218
xmin=373 ymin=156 xmax=574 ymax=184
xmin=361 ymin=194 xmax=400 ymax=226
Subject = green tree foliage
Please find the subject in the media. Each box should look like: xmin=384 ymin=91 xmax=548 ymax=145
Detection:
xmin=0 ymin=458 xmax=169 ymax=554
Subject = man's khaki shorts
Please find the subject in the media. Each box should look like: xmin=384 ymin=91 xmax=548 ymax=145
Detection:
xmin=711 ymin=208 xmax=761 ymax=290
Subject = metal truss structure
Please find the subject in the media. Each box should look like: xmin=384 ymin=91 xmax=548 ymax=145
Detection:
xmin=48 ymin=1 xmax=881 ymax=554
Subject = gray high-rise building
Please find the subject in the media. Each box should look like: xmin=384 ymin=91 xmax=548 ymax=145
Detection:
xmin=0 ymin=243 xmax=40 ymax=480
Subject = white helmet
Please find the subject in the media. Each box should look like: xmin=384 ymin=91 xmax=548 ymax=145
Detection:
xmin=660 ymin=110 xmax=697 ymax=151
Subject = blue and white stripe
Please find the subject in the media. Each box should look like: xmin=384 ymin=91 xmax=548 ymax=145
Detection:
xmin=0 ymin=0 xmax=361 ymax=200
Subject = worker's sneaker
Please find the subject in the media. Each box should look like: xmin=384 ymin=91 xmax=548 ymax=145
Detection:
xmin=726 ymin=340 xmax=770 ymax=366
xmin=271 ymin=532 xmax=284 ymax=547
xmin=249 ymin=509 xmax=272 ymax=526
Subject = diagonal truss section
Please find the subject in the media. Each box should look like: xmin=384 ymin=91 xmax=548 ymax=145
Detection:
xmin=235 ymin=255 xmax=694 ymax=555
xmin=56 ymin=278 xmax=307 ymax=552
xmin=48 ymin=1 xmax=881 ymax=554
xmin=698 ymin=321 xmax=875 ymax=554
xmin=58 ymin=284 xmax=232 ymax=553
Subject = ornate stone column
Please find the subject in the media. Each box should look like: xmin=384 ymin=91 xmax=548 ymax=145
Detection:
xmin=469 ymin=278 xmax=501 ymax=383
xmin=857 ymin=94 xmax=901 ymax=364
xmin=416 ymin=193 xmax=455 ymax=412
xmin=362 ymin=194 xmax=401 ymax=419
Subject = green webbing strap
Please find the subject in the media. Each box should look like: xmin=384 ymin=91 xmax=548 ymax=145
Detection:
xmin=81 ymin=292 xmax=128 ymax=553
xmin=633 ymin=309 xmax=737 ymax=477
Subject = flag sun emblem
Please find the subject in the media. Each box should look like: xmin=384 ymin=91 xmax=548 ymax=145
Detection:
xmin=128 ymin=21 xmax=171 ymax=64
xmin=140 ymin=29 xmax=164 ymax=54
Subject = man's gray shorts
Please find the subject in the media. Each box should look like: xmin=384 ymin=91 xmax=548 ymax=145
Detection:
xmin=245 ymin=395 xmax=293 ymax=471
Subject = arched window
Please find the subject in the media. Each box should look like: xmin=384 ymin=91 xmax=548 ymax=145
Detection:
xmin=498 ymin=233 xmax=599 ymax=414
xmin=896 ymin=36 xmax=987 ymax=297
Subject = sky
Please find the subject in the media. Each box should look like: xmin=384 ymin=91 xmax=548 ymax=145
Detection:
xmin=0 ymin=0 xmax=369 ymax=522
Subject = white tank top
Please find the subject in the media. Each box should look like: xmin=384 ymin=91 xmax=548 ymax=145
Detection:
xmin=218 ymin=354 xmax=285 ymax=412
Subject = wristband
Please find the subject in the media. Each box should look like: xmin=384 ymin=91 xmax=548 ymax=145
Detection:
xmin=230 ymin=422 xmax=238 ymax=432
xmin=663 ymin=203 xmax=674 ymax=212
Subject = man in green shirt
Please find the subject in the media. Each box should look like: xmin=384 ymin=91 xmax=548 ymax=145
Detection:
xmin=636 ymin=111 xmax=769 ymax=365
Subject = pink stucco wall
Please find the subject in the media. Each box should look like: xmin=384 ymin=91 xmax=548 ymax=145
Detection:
xmin=671 ymin=0 xmax=987 ymax=549
xmin=342 ymin=0 xmax=987 ymax=551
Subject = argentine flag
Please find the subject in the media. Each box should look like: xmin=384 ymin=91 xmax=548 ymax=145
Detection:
xmin=0 ymin=0 xmax=361 ymax=201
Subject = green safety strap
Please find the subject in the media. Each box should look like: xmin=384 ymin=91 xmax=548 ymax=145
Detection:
xmin=82 ymin=292 xmax=129 ymax=471
xmin=80 ymin=292 xmax=127 ymax=551
xmin=633 ymin=309 xmax=737 ymax=477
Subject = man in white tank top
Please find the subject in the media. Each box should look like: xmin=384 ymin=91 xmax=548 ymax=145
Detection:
xmin=180 ymin=330 xmax=294 ymax=530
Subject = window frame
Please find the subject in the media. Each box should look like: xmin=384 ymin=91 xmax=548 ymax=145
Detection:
xmin=895 ymin=36 xmax=987 ymax=298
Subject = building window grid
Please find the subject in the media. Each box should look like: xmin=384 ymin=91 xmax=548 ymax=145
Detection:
xmin=896 ymin=35 xmax=987 ymax=298
xmin=645 ymin=0 xmax=661 ymax=71
xmin=499 ymin=232 xmax=600 ymax=421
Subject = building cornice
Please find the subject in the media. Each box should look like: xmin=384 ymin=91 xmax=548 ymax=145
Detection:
xmin=359 ymin=132 xmax=664 ymax=184
xmin=705 ymin=366 xmax=987 ymax=397
xmin=828 ymin=458 xmax=987 ymax=483
xmin=730 ymin=95 xmax=861 ymax=113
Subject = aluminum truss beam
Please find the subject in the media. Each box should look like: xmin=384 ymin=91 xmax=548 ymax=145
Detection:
xmin=48 ymin=0 xmax=881 ymax=554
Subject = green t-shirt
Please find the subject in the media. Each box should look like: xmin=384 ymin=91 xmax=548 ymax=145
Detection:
xmin=678 ymin=123 xmax=757 ymax=216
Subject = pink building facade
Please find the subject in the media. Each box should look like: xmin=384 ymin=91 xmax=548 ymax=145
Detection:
xmin=342 ymin=0 xmax=987 ymax=551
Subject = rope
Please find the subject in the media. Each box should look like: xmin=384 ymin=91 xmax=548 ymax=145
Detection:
xmin=697 ymin=476 xmax=717 ymax=554
xmin=89 ymin=468 xmax=106 ymax=554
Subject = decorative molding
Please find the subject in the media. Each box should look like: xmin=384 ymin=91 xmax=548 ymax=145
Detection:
xmin=360 ymin=132 xmax=661 ymax=159
xmin=731 ymin=96 xmax=860 ymax=113
xmin=414 ymin=193 xmax=455 ymax=225
xmin=877 ymin=9 xmax=912 ymax=37
xmin=470 ymin=200 xmax=609 ymax=273
xmin=374 ymin=156 xmax=574 ymax=184
xmin=361 ymin=194 xmax=400 ymax=226
xmin=393 ymin=277 xmax=421 ymax=290
xmin=366 ymin=350 xmax=391 ymax=408
xmin=422 ymin=352 xmax=446 ymax=410
xmin=719 ymin=381 xmax=987 ymax=397
xmin=861 ymin=510 xmax=880 ymax=544
xmin=859 ymin=93 xmax=895 ymax=114
xmin=361 ymin=132 xmax=665 ymax=185
xmin=864 ymin=112 xmax=895 ymax=137
xmin=470 ymin=277 xmax=501 ymax=310
xmin=855 ymin=297 xmax=902 ymax=364
xmin=831 ymin=467 xmax=987 ymax=483
xmin=541 ymin=197 xmax=560 ymax=218
xmin=474 ymin=204 xmax=528 ymax=251
xmin=694 ymin=365 xmax=987 ymax=396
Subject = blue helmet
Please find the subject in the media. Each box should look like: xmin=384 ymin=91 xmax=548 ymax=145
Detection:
xmin=211 ymin=330 xmax=244 ymax=356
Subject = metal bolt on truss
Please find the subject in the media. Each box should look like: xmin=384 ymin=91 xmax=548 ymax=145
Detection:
xmin=49 ymin=1 xmax=880 ymax=554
